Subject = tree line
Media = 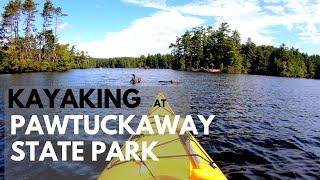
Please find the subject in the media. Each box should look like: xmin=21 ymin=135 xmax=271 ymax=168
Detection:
xmin=94 ymin=54 xmax=173 ymax=69
xmin=94 ymin=23 xmax=320 ymax=79
xmin=0 ymin=0 xmax=92 ymax=73
xmin=1 ymin=0 xmax=319 ymax=79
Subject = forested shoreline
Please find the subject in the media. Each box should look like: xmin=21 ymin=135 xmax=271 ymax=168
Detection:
xmin=1 ymin=1 xmax=319 ymax=79
xmin=170 ymin=23 xmax=320 ymax=78
xmin=0 ymin=0 xmax=93 ymax=73
xmin=95 ymin=23 xmax=320 ymax=79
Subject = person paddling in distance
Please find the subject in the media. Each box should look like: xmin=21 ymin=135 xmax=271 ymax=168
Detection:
xmin=158 ymin=80 xmax=180 ymax=84
xmin=130 ymin=74 xmax=141 ymax=84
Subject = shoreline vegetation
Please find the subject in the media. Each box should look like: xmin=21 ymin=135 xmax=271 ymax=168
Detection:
xmin=1 ymin=1 xmax=320 ymax=79
xmin=0 ymin=0 xmax=94 ymax=73
xmin=93 ymin=24 xmax=320 ymax=79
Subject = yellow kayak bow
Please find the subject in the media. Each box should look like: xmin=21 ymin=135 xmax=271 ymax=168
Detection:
xmin=99 ymin=92 xmax=227 ymax=180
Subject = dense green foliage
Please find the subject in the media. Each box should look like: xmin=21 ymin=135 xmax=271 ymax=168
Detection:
xmin=0 ymin=0 xmax=91 ymax=73
xmin=169 ymin=23 xmax=320 ymax=78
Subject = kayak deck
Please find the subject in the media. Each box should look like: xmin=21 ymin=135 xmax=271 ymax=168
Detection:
xmin=99 ymin=92 xmax=227 ymax=180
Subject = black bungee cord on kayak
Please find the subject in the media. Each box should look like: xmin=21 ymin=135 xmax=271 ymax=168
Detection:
xmin=140 ymin=160 xmax=156 ymax=180
xmin=107 ymin=134 xmax=215 ymax=171
xmin=185 ymin=132 xmax=216 ymax=168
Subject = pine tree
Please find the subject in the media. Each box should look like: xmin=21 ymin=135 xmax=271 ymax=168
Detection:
xmin=241 ymin=38 xmax=256 ymax=73
xmin=22 ymin=0 xmax=37 ymax=59
xmin=1 ymin=0 xmax=22 ymax=60
xmin=41 ymin=0 xmax=55 ymax=60
xmin=52 ymin=7 xmax=67 ymax=61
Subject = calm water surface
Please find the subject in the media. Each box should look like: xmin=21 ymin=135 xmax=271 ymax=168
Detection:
xmin=0 ymin=68 xmax=320 ymax=179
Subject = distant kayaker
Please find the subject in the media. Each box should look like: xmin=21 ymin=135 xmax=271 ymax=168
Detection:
xmin=130 ymin=74 xmax=141 ymax=84
xmin=158 ymin=80 xmax=180 ymax=84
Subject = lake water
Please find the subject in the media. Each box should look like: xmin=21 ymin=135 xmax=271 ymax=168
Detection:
xmin=0 ymin=68 xmax=320 ymax=179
